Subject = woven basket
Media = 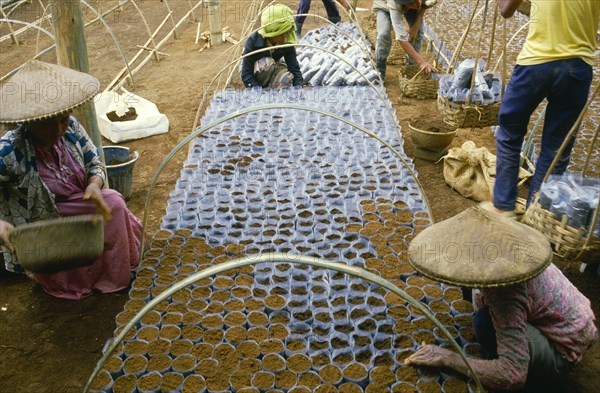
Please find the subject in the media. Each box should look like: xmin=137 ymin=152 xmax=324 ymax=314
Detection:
xmin=398 ymin=64 xmax=439 ymax=99
xmin=522 ymin=199 xmax=600 ymax=261
xmin=9 ymin=214 xmax=104 ymax=273
xmin=437 ymin=95 xmax=500 ymax=128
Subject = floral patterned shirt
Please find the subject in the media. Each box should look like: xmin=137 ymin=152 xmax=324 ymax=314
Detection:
xmin=471 ymin=263 xmax=597 ymax=390
xmin=0 ymin=117 xmax=106 ymax=273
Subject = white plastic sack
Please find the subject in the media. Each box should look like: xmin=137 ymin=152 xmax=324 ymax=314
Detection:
xmin=94 ymin=89 xmax=169 ymax=143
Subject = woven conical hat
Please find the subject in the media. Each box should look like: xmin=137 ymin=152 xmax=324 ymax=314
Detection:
xmin=408 ymin=206 xmax=552 ymax=288
xmin=0 ymin=60 xmax=99 ymax=124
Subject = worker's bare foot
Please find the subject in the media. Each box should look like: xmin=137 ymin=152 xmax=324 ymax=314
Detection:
xmin=479 ymin=201 xmax=517 ymax=220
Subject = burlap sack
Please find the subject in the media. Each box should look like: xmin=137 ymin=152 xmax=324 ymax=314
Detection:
xmin=443 ymin=141 xmax=531 ymax=202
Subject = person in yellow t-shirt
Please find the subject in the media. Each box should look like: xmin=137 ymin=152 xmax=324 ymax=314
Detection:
xmin=487 ymin=0 xmax=599 ymax=216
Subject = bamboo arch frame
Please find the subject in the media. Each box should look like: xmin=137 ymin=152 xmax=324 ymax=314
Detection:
xmin=220 ymin=12 xmax=375 ymax=89
xmin=219 ymin=0 xmax=367 ymax=88
xmin=83 ymin=253 xmax=485 ymax=393
xmin=0 ymin=18 xmax=54 ymax=42
xmin=191 ymin=43 xmax=398 ymax=145
xmin=0 ymin=0 xmax=202 ymax=87
xmin=140 ymin=104 xmax=433 ymax=263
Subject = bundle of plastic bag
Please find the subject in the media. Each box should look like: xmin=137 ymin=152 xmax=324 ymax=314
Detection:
xmin=539 ymin=173 xmax=600 ymax=236
xmin=438 ymin=59 xmax=502 ymax=104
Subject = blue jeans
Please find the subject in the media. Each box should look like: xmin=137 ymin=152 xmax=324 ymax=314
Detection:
xmin=295 ymin=0 xmax=341 ymax=29
xmin=494 ymin=58 xmax=593 ymax=211
xmin=375 ymin=8 xmax=423 ymax=76
xmin=473 ymin=307 xmax=575 ymax=392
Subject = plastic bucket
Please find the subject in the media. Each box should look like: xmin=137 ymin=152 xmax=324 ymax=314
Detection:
xmin=103 ymin=146 xmax=139 ymax=201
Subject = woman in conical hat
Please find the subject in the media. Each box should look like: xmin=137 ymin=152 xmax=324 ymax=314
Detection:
xmin=404 ymin=206 xmax=597 ymax=392
xmin=0 ymin=60 xmax=142 ymax=300
xmin=240 ymin=4 xmax=304 ymax=88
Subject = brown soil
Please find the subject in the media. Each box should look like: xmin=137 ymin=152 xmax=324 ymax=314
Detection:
xmin=343 ymin=363 xmax=368 ymax=380
xmin=315 ymin=384 xmax=338 ymax=393
xmin=417 ymin=380 xmax=443 ymax=393
xmin=169 ymin=339 xmax=193 ymax=357
xmin=287 ymin=354 xmax=312 ymax=373
xmin=172 ymin=354 xmax=196 ymax=373
xmin=297 ymin=371 xmax=322 ymax=389
xmin=320 ymin=364 xmax=343 ymax=384
xmin=252 ymin=371 xmax=275 ymax=390
xmin=263 ymin=353 xmax=286 ymax=372
xmin=392 ymin=382 xmax=419 ymax=393
xmin=247 ymin=327 xmax=269 ymax=342
xmin=182 ymin=374 xmax=206 ymax=393
xmin=224 ymin=311 xmax=247 ymax=327
xmin=194 ymin=358 xmax=218 ymax=378
xmin=275 ymin=370 xmax=298 ymax=389
xmin=147 ymin=353 xmax=172 ymax=373
xmin=138 ymin=371 xmax=162 ymax=391
xmin=113 ymin=374 xmax=137 ymax=393
xmin=339 ymin=383 xmax=364 ymax=393
xmin=237 ymin=341 xmax=260 ymax=359
xmin=206 ymin=372 xmax=230 ymax=392
xmin=396 ymin=366 xmax=420 ymax=384
xmin=89 ymin=370 xmax=112 ymax=390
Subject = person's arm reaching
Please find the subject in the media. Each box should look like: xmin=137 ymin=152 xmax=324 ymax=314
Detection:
xmin=241 ymin=34 xmax=263 ymax=87
xmin=397 ymin=40 xmax=436 ymax=73
xmin=284 ymin=48 xmax=304 ymax=87
xmin=406 ymin=287 xmax=531 ymax=390
xmin=498 ymin=0 xmax=522 ymax=18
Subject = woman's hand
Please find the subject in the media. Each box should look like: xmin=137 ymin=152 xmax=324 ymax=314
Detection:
xmin=84 ymin=181 xmax=112 ymax=222
xmin=0 ymin=220 xmax=15 ymax=254
xmin=405 ymin=342 xmax=455 ymax=368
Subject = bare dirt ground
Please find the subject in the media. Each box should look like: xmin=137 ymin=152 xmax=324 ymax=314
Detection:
xmin=0 ymin=1 xmax=598 ymax=392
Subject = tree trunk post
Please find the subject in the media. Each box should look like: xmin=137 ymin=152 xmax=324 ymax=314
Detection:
xmin=49 ymin=0 xmax=104 ymax=162
xmin=207 ymin=0 xmax=222 ymax=46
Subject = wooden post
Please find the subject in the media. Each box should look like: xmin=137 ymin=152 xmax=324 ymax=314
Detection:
xmin=207 ymin=0 xmax=222 ymax=46
xmin=49 ymin=0 xmax=104 ymax=161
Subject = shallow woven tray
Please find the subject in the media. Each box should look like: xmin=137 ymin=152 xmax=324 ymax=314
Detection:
xmin=9 ymin=214 xmax=104 ymax=273
xmin=522 ymin=199 xmax=600 ymax=261
xmin=398 ymin=65 xmax=439 ymax=99
xmin=437 ymin=95 xmax=500 ymax=128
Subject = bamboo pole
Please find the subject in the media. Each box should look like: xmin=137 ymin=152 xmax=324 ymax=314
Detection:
xmin=48 ymin=0 xmax=103 ymax=161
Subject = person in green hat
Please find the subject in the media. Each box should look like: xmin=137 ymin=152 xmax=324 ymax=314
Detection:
xmin=241 ymin=4 xmax=304 ymax=88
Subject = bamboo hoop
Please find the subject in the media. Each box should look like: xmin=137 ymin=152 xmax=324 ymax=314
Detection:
xmin=193 ymin=42 xmax=400 ymax=146
xmin=222 ymin=9 xmax=373 ymax=90
xmin=522 ymin=83 xmax=600 ymax=261
xmin=83 ymin=254 xmax=485 ymax=393
xmin=143 ymin=104 xmax=434 ymax=262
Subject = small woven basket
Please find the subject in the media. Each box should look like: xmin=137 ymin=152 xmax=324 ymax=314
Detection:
xmin=522 ymin=198 xmax=600 ymax=261
xmin=437 ymin=95 xmax=500 ymax=128
xmin=9 ymin=214 xmax=104 ymax=273
xmin=398 ymin=64 xmax=439 ymax=99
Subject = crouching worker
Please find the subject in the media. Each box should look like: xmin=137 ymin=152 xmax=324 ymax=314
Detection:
xmin=0 ymin=60 xmax=143 ymax=300
xmin=241 ymin=4 xmax=304 ymax=88
xmin=405 ymin=206 xmax=597 ymax=392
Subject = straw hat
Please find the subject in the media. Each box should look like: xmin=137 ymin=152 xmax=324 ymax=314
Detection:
xmin=408 ymin=206 xmax=552 ymax=288
xmin=0 ymin=60 xmax=100 ymax=124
